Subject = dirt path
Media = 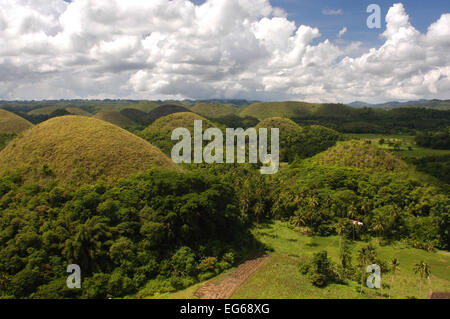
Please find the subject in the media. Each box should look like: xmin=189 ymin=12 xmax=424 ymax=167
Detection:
xmin=194 ymin=255 xmax=269 ymax=299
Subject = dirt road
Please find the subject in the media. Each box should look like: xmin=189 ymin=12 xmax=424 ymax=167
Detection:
xmin=194 ymin=255 xmax=269 ymax=299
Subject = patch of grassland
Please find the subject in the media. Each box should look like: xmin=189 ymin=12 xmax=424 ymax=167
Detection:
xmin=146 ymin=268 xmax=236 ymax=299
xmin=344 ymin=134 xmax=450 ymax=160
xmin=0 ymin=109 xmax=33 ymax=133
xmin=232 ymin=221 xmax=450 ymax=299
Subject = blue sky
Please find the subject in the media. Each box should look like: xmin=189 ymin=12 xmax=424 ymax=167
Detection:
xmin=269 ymin=0 xmax=450 ymax=48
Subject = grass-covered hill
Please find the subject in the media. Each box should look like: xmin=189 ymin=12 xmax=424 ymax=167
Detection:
xmin=147 ymin=104 xmax=192 ymax=123
xmin=93 ymin=111 xmax=136 ymax=128
xmin=0 ymin=109 xmax=34 ymax=134
xmin=255 ymin=117 xmax=340 ymax=162
xmin=141 ymin=112 xmax=215 ymax=156
xmin=27 ymin=106 xmax=90 ymax=116
xmin=240 ymin=101 xmax=320 ymax=120
xmin=0 ymin=116 xmax=177 ymax=185
xmin=65 ymin=107 xmax=91 ymax=116
xmin=119 ymin=101 xmax=160 ymax=113
xmin=255 ymin=117 xmax=303 ymax=135
xmin=191 ymin=103 xmax=238 ymax=119
xmin=312 ymin=140 xmax=408 ymax=172
xmin=120 ymin=108 xmax=150 ymax=125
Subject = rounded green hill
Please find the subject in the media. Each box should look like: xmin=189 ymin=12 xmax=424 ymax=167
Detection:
xmin=147 ymin=104 xmax=192 ymax=123
xmin=141 ymin=112 xmax=215 ymax=155
xmin=240 ymin=101 xmax=319 ymax=120
xmin=0 ymin=116 xmax=178 ymax=185
xmin=255 ymin=117 xmax=340 ymax=162
xmin=93 ymin=111 xmax=136 ymax=128
xmin=255 ymin=117 xmax=303 ymax=135
xmin=312 ymin=140 xmax=408 ymax=172
xmin=0 ymin=109 xmax=34 ymax=134
xmin=191 ymin=103 xmax=238 ymax=119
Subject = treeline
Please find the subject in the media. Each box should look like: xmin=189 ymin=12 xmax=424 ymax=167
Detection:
xmin=415 ymin=128 xmax=450 ymax=149
xmin=412 ymin=155 xmax=450 ymax=185
xmin=293 ymin=107 xmax=450 ymax=134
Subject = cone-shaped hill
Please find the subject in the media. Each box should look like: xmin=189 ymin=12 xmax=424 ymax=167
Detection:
xmin=141 ymin=112 xmax=215 ymax=155
xmin=191 ymin=103 xmax=238 ymax=119
xmin=120 ymin=108 xmax=150 ymax=125
xmin=147 ymin=104 xmax=192 ymax=123
xmin=255 ymin=117 xmax=303 ymax=135
xmin=240 ymin=101 xmax=355 ymax=121
xmin=93 ymin=111 xmax=136 ymax=128
xmin=255 ymin=117 xmax=340 ymax=162
xmin=240 ymin=101 xmax=319 ymax=120
xmin=0 ymin=116 xmax=178 ymax=185
xmin=0 ymin=109 xmax=34 ymax=134
xmin=312 ymin=140 xmax=408 ymax=172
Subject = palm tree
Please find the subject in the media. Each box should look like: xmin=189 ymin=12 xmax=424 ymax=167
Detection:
xmin=371 ymin=216 xmax=384 ymax=238
xmin=414 ymin=261 xmax=431 ymax=298
xmin=253 ymin=201 xmax=264 ymax=227
xmin=357 ymin=247 xmax=371 ymax=294
xmin=424 ymin=263 xmax=432 ymax=298
xmin=335 ymin=220 xmax=346 ymax=253
xmin=389 ymin=258 xmax=400 ymax=299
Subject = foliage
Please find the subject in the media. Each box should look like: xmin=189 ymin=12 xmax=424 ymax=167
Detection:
xmin=0 ymin=168 xmax=256 ymax=298
xmin=415 ymin=128 xmax=450 ymax=149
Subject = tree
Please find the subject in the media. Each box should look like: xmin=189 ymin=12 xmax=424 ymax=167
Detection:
xmin=389 ymin=258 xmax=399 ymax=299
xmin=371 ymin=215 xmax=384 ymax=238
xmin=414 ymin=261 xmax=431 ymax=298
xmin=335 ymin=220 xmax=346 ymax=252
xmin=357 ymin=245 xmax=376 ymax=294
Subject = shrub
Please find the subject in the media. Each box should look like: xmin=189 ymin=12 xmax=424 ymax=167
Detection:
xmin=198 ymin=272 xmax=215 ymax=282
xmin=298 ymin=261 xmax=311 ymax=275
xmin=197 ymin=257 xmax=218 ymax=273
xmin=310 ymin=274 xmax=327 ymax=287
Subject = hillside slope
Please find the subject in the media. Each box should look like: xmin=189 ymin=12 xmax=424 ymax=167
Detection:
xmin=240 ymin=101 xmax=320 ymax=120
xmin=93 ymin=111 xmax=136 ymax=128
xmin=0 ymin=109 xmax=34 ymax=133
xmin=191 ymin=103 xmax=238 ymax=119
xmin=312 ymin=140 xmax=408 ymax=172
xmin=0 ymin=116 xmax=177 ymax=185
xmin=141 ymin=112 xmax=215 ymax=155
xmin=147 ymin=105 xmax=192 ymax=123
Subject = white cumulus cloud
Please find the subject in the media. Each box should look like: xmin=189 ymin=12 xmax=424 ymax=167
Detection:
xmin=0 ymin=1 xmax=449 ymax=103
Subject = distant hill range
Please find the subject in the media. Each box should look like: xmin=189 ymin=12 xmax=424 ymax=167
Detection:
xmin=348 ymin=99 xmax=450 ymax=110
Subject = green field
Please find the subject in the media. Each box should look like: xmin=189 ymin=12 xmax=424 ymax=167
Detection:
xmin=344 ymin=134 xmax=450 ymax=160
xmin=158 ymin=221 xmax=449 ymax=299
xmin=233 ymin=222 xmax=450 ymax=299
